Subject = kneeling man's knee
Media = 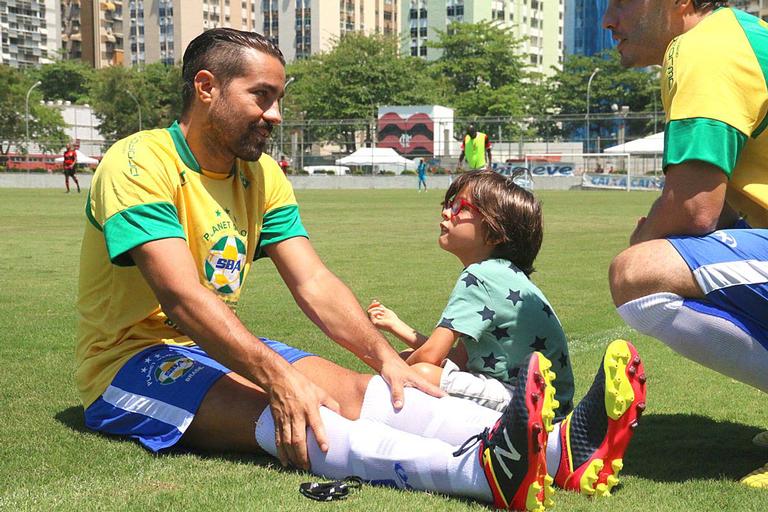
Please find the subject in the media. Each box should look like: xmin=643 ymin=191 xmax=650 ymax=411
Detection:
xmin=609 ymin=249 xmax=640 ymax=307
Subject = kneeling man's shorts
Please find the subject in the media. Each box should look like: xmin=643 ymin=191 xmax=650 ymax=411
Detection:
xmin=667 ymin=225 xmax=768 ymax=349
xmin=84 ymin=338 xmax=314 ymax=452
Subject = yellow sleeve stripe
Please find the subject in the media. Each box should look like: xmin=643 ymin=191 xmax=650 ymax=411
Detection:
xmin=103 ymin=202 xmax=187 ymax=266
xmin=663 ymin=118 xmax=747 ymax=177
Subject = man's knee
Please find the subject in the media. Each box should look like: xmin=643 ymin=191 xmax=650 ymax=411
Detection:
xmin=609 ymin=240 xmax=701 ymax=306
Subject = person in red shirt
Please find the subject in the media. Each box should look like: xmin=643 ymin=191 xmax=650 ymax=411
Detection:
xmin=63 ymin=143 xmax=80 ymax=193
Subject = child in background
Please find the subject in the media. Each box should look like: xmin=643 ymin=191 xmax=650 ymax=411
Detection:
xmin=368 ymin=169 xmax=574 ymax=417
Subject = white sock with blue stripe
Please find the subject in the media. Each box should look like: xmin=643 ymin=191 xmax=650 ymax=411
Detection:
xmin=618 ymin=292 xmax=768 ymax=392
xmin=255 ymin=406 xmax=491 ymax=500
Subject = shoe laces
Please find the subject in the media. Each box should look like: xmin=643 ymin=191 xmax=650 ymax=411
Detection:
xmin=453 ymin=427 xmax=490 ymax=457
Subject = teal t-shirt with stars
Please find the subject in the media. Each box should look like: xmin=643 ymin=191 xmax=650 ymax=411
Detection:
xmin=438 ymin=258 xmax=574 ymax=417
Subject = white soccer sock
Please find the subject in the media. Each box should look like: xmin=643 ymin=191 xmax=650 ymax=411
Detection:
xmin=255 ymin=406 xmax=491 ymax=501
xmin=618 ymin=292 xmax=768 ymax=392
xmin=358 ymin=376 xmax=502 ymax=445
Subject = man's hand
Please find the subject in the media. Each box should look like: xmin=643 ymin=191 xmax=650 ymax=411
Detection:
xmin=367 ymin=300 xmax=400 ymax=332
xmin=268 ymin=367 xmax=341 ymax=470
xmin=379 ymin=355 xmax=445 ymax=409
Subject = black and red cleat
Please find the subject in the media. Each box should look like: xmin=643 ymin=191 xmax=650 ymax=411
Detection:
xmin=476 ymin=352 xmax=559 ymax=511
xmin=553 ymin=339 xmax=647 ymax=497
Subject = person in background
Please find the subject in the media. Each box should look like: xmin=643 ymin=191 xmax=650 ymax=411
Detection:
xmin=63 ymin=143 xmax=80 ymax=193
xmin=458 ymin=124 xmax=492 ymax=171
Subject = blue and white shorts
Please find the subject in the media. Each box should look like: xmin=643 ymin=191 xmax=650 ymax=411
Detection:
xmin=667 ymin=226 xmax=768 ymax=349
xmin=84 ymin=338 xmax=314 ymax=452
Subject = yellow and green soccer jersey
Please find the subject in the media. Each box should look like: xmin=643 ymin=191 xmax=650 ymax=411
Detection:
xmin=75 ymin=122 xmax=307 ymax=407
xmin=662 ymin=7 xmax=768 ymax=227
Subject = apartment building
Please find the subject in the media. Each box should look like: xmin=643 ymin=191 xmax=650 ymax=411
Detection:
xmin=731 ymin=0 xmax=768 ymax=20
xmin=253 ymin=0 xmax=400 ymax=62
xmin=404 ymin=0 xmax=564 ymax=75
xmin=0 ymin=0 xmax=60 ymax=67
xmin=563 ymin=0 xmax=614 ymax=57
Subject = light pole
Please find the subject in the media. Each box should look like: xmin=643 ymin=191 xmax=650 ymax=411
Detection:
xmin=125 ymin=90 xmax=142 ymax=131
xmin=585 ymin=67 xmax=600 ymax=153
xmin=279 ymin=76 xmax=295 ymax=159
xmin=25 ymin=80 xmax=42 ymax=163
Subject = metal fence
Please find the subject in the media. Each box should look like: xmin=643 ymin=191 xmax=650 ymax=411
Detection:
xmin=1 ymin=111 xmax=666 ymax=174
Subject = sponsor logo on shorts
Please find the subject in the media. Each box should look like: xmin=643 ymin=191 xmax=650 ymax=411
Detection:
xmin=713 ymin=231 xmax=737 ymax=248
xmin=154 ymin=356 xmax=195 ymax=384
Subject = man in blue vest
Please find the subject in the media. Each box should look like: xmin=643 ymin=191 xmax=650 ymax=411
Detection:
xmin=458 ymin=123 xmax=492 ymax=171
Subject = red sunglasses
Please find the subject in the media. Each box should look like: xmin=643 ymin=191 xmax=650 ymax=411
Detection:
xmin=444 ymin=197 xmax=479 ymax=218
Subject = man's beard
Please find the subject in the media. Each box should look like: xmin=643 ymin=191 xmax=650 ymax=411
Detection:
xmin=207 ymin=98 xmax=273 ymax=162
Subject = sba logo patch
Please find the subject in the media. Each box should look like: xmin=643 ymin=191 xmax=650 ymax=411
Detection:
xmin=154 ymin=356 xmax=195 ymax=384
xmin=205 ymin=235 xmax=247 ymax=294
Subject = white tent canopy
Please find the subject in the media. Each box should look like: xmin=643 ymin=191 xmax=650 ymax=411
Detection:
xmin=604 ymin=131 xmax=664 ymax=155
xmin=335 ymin=147 xmax=417 ymax=174
xmin=54 ymin=149 xmax=99 ymax=165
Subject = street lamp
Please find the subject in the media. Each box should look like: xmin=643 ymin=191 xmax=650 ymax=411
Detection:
xmin=125 ymin=90 xmax=142 ymax=131
xmin=585 ymin=67 xmax=600 ymax=153
xmin=25 ymin=80 xmax=42 ymax=161
xmin=279 ymin=76 xmax=295 ymax=159
xmin=611 ymin=103 xmax=630 ymax=146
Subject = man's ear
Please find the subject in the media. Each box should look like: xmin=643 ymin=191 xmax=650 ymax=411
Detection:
xmin=194 ymin=70 xmax=217 ymax=105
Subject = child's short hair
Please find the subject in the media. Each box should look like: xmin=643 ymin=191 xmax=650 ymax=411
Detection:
xmin=445 ymin=170 xmax=543 ymax=275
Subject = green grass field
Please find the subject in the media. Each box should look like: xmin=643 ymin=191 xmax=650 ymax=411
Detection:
xmin=1 ymin=187 xmax=766 ymax=511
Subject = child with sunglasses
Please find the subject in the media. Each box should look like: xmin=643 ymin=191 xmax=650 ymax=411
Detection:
xmin=368 ymin=169 xmax=574 ymax=417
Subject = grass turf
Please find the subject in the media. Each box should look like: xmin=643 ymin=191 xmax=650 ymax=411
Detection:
xmin=0 ymin=187 xmax=766 ymax=511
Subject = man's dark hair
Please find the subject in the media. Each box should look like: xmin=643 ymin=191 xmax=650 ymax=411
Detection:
xmin=181 ymin=28 xmax=285 ymax=113
xmin=444 ymin=170 xmax=543 ymax=275
xmin=692 ymin=0 xmax=728 ymax=11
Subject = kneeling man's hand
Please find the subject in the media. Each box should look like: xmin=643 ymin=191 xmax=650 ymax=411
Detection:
xmin=269 ymin=367 xmax=340 ymax=470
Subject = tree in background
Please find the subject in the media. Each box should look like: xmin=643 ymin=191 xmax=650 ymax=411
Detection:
xmin=89 ymin=63 xmax=183 ymax=142
xmin=547 ymin=51 xmax=658 ymax=148
xmin=0 ymin=65 xmax=68 ymax=163
xmin=33 ymin=60 xmax=94 ymax=104
xmin=283 ymin=32 xmax=443 ymax=152
xmin=428 ymin=21 xmax=530 ymax=119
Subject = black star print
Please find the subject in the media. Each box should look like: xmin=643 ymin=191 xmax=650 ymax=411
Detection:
xmin=542 ymin=304 xmax=554 ymax=317
xmin=482 ymin=352 xmax=500 ymax=369
xmin=462 ymin=273 xmax=480 ymax=287
xmin=224 ymin=208 xmax=231 ymax=215
xmin=530 ymin=336 xmax=547 ymax=351
xmin=477 ymin=306 xmax=495 ymax=322
xmin=507 ymin=366 xmax=520 ymax=381
xmin=508 ymin=262 xmax=521 ymax=272
xmin=507 ymin=289 xmax=522 ymax=305
xmin=439 ymin=317 xmax=455 ymax=329
xmin=492 ymin=325 xmax=508 ymax=340
xmin=558 ymin=352 xmax=569 ymax=368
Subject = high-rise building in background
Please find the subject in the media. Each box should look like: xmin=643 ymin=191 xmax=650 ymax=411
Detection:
xmin=0 ymin=0 xmax=60 ymax=67
xmin=563 ymin=0 xmax=614 ymax=57
xmin=404 ymin=0 xmax=564 ymax=75
xmin=730 ymin=0 xmax=768 ymax=20
xmin=253 ymin=0 xmax=400 ymax=62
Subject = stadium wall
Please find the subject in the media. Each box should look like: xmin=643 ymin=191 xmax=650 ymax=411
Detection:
xmin=0 ymin=173 xmax=583 ymax=190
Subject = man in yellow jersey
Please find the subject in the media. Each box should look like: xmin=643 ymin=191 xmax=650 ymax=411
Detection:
xmin=603 ymin=0 xmax=768 ymax=488
xmin=77 ymin=28 xmax=570 ymax=508
xmin=458 ymin=123 xmax=492 ymax=171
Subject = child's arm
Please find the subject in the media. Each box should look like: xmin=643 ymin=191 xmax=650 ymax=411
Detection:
xmin=404 ymin=327 xmax=461 ymax=366
xmin=367 ymin=300 xmax=427 ymax=349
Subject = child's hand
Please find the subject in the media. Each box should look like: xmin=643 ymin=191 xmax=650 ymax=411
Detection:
xmin=367 ymin=300 xmax=400 ymax=331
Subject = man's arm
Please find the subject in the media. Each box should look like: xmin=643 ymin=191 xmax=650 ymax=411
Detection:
xmin=265 ymin=236 xmax=444 ymax=407
xmin=629 ymin=160 xmax=727 ymax=245
xmin=130 ymin=237 xmax=340 ymax=470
